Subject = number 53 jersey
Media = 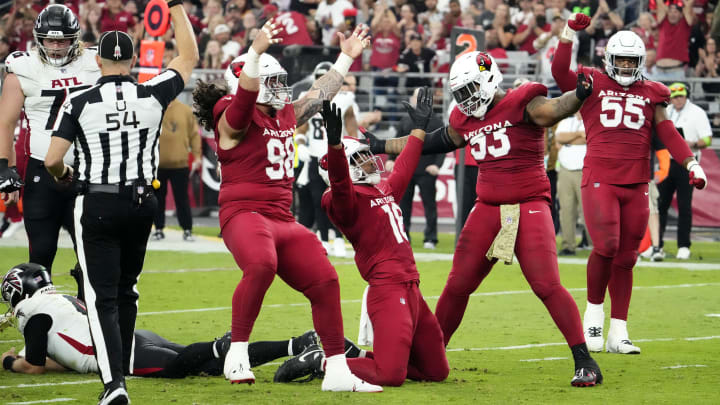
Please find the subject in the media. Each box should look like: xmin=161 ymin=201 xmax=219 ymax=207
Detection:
xmin=576 ymin=66 xmax=670 ymax=185
xmin=5 ymin=49 xmax=101 ymax=165
xmin=450 ymin=82 xmax=550 ymax=206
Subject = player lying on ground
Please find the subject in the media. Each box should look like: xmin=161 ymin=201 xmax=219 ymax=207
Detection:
xmin=365 ymin=52 xmax=603 ymax=387
xmin=552 ymin=14 xmax=707 ymax=354
xmin=0 ymin=263 xmax=319 ymax=377
xmin=274 ymin=92 xmax=449 ymax=386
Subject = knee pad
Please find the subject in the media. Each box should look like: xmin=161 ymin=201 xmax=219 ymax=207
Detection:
xmin=378 ymin=366 xmax=407 ymax=387
xmin=529 ymin=280 xmax=558 ymax=301
xmin=613 ymin=250 xmax=638 ymax=271
xmin=242 ymin=262 xmax=277 ymax=285
xmin=593 ymin=236 xmax=620 ymax=258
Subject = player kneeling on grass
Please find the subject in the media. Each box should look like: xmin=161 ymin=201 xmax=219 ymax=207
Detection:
xmin=0 ymin=263 xmax=320 ymax=378
xmin=274 ymin=91 xmax=450 ymax=386
xmin=364 ymin=52 xmax=602 ymax=387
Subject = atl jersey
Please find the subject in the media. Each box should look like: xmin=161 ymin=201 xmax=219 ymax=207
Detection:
xmin=449 ymin=82 xmax=550 ymax=205
xmin=576 ymin=66 xmax=670 ymax=185
xmin=321 ymin=137 xmax=423 ymax=285
xmin=213 ymin=96 xmax=297 ymax=226
xmin=302 ymin=91 xmax=355 ymax=158
xmin=5 ymin=48 xmax=101 ymax=164
xmin=14 ymin=292 xmax=99 ymax=374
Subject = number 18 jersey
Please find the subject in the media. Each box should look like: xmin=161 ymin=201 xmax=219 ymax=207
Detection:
xmin=576 ymin=67 xmax=670 ymax=185
xmin=213 ymin=97 xmax=297 ymax=227
xmin=5 ymin=48 xmax=101 ymax=164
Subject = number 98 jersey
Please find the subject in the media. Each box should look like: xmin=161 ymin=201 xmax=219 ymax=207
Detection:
xmin=577 ymin=66 xmax=670 ymax=185
xmin=5 ymin=48 xmax=101 ymax=165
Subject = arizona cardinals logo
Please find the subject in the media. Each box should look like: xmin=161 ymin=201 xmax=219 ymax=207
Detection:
xmin=319 ymin=155 xmax=329 ymax=171
xmin=231 ymin=61 xmax=245 ymax=78
xmin=476 ymin=52 xmax=492 ymax=72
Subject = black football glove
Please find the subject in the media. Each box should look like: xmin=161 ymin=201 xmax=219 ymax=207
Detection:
xmin=321 ymin=100 xmax=343 ymax=147
xmin=402 ymin=87 xmax=434 ymax=130
xmin=359 ymin=127 xmax=386 ymax=155
xmin=576 ymin=73 xmax=593 ymax=101
xmin=0 ymin=159 xmax=24 ymax=193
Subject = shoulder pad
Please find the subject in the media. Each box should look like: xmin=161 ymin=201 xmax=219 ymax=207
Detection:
xmin=5 ymin=51 xmax=33 ymax=75
xmin=515 ymin=82 xmax=548 ymax=106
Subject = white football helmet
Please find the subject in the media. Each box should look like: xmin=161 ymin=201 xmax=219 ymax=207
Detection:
xmin=604 ymin=30 xmax=646 ymax=87
xmin=318 ymin=138 xmax=384 ymax=186
xmin=448 ymin=51 xmax=503 ymax=119
xmin=224 ymin=53 xmax=293 ymax=110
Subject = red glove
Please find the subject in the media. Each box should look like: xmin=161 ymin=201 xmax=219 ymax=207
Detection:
xmin=568 ymin=13 xmax=591 ymax=31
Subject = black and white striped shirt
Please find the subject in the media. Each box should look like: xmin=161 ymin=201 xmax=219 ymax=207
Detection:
xmin=52 ymin=69 xmax=184 ymax=184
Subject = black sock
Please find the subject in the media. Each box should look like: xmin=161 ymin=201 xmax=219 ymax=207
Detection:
xmin=249 ymin=340 xmax=292 ymax=367
xmin=165 ymin=342 xmax=214 ymax=378
xmin=571 ymin=343 xmax=592 ymax=366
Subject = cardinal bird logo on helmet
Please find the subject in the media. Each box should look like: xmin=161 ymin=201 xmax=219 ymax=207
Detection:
xmin=230 ymin=61 xmax=245 ymax=78
xmin=476 ymin=52 xmax=493 ymax=72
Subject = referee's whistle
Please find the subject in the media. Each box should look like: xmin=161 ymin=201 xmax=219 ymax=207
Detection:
xmin=152 ymin=179 xmax=161 ymax=190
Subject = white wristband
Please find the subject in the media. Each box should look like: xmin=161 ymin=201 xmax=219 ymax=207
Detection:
xmin=686 ymin=159 xmax=699 ymax=171
xmin=560 ymin=25 xmax=576 ymax=42
xmin=332 ymin=53 xmax=354 ymax=77
xmin=244 ymin=47 xmax=260 ymax=79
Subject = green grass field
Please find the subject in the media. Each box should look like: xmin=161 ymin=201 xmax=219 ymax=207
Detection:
xmin=1 ymin=232 xmax=719 ymax=404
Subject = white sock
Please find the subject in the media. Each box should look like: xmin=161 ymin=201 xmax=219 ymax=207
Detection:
xmin=324 ymin=353 xmax=348 ymax=374
xmin=585 ymin=301 xmax=604 ymax=315
xmin=229 ymin=341 xmax=250 ymax=364
xmin=608 ymin=318 xmax=629 ymax=340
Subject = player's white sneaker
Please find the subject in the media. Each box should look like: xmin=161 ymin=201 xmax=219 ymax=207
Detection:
xmin=322 ymin=354 xmax=382 ymax=392
xmin=639 ymin=246 xmax=653 ymax=260
xmin=676 ymin=247 xmax=691 ymax=260
xmin=583 ymin=303 xmax=604 ymax=352
xmin=224 ymin=342 xmax=255 ymax=384
xmin=606 ymin=318 xmax=641 ymax=354
xmin=332 ymin=238 xmax=347 ymax=257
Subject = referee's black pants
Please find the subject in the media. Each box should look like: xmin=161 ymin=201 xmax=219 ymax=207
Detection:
xmin=658 ymin=161 xmax=694 ymax=249
xmin=23 ymin=158 xmax=77 ymax=273
xmin=400 ymin=172 xmax=439 ymax=244
xmin=298 ymin=157 xmax=336 ymax=241
xmin=74 ymin=190 xmax=156 ymax=388
xmin=154 ymin=167 xmax=193 ymax=231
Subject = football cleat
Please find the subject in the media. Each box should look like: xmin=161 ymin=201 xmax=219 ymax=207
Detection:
xmin=321 ymin=370 xmax=383 ymax=392
xmin=676 ymin=247 xmax=691 ymax=260
xmin=606 ymin=338 xmax=641 ymax=354
xmin=651 ymin=247 xmax=665 ymax=262
xmin=97 ymin=385 xmax=129 ymax=405
xmin=291 ymin=330 xmax=319 ymax=355
xmin=213 ymin=331 xmax=232 ymax=359
xmin=224 ymin=344 xmax=255 ymax=384
xmin=274 ymin=344 xmax=325 ymax=383
xmin=151 ymin=230 xmax=165 ymax=241
xmin=639 ymin=246 xmax=653 ymax=260
xmin=571 ymin=366 xmax=603 ymax=387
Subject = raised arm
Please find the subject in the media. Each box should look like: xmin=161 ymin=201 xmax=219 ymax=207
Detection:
xmin=294 ymin=25 xmax=371 ymax=126
xmin=343 ymin=106 xmax=359 ymax=138
xmin=525 ymin=73 xmax=593 ymax=127
xmin=553 ymin=13 xmax=591 ymax=92
xmin=656 ymin=0 xmax=668 ymax=23
xmin=165 ymin=0 xmax=200 ymax=85
xmin=684 ymin=0 xmax=696 ymax=26
xmin=322 ymin=101 xmax=358 ymax=226
xmin=365 ymin=124 xmax=465 ymax=156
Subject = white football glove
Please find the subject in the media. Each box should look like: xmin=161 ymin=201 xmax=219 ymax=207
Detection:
xmin=687 ymin=160 xmax=707 ymax=190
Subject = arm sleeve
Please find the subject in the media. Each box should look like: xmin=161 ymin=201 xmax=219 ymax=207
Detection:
xmin=655 ymin=119 xmax=694 ymax=164
xmin=52 ymin=102 xmax=81 ymax=143
xmin=143 ymin=69 xmax=186 ymax=109
xmin=388 ymin=135 xmax=424 ymax=201
xmin=433 ymin=152 xmax=445 ymax=168
xmin=23 ymin=314 xmax=52 ymax=366
xmin=225 ymin=86 xmax=260 ymax=131
xmin=323 ymin=146 xmax=358 ymax=227
xmin=551 ymin=41 xmax=578 ymax=93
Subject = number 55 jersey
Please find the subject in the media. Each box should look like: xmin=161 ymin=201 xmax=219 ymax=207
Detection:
xmin=574 ymin=66 xmax=669 ymax=185
xmin=449 ymin=82 xmax=550 ymax=206
xmin=5 ymin=48 xmax=100 ymax=165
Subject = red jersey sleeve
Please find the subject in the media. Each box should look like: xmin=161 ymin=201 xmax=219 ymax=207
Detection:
xmin=387 ymin=135 xmax=424 ymax=201
xmin=648 ymin=80 xmax=671 ymax=106
xmin=212 ymin=95 xmax=234 ymax=139
xmin=322 ymin=146 xmax=358 ymax=227
xmin=551 ymin=41 xmax=577 ymax=93
xmin=515 ymin=82 xmax=548 ymax=106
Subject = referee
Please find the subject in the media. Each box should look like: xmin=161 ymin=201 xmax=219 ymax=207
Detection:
xmin=43 ymin=1 xmax=198 ymax=403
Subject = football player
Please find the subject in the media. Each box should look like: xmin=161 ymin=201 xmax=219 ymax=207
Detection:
xmin=275 ymin=93 xmax=449 ymax=386
xmin=191 ymin=21 xmax=381 ymax=392
xmin=0 ymin=5 xmax=100 ymax=281
xmin=295 ymin=61 xmax=359 ymax=257
xmin=0 ymin=263 xmax=320 ymax=378
xmin=366 ymin=51 xmax=603 ymax=387
xmin=552 ymin=15 xmax=707 ymax=354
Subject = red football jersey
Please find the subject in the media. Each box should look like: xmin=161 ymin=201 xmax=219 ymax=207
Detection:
xmin=576 ymin=66 xmax=670 ymax=185
xmin=213 ymin=96 xmax=297 ymax=227
xmin=449 ymin=82 xmax=550 ymax=205
xmin=273 ymin=12 xmax=314 ymax=46
xmin=321 ymin=137 xmax=423 ymax=285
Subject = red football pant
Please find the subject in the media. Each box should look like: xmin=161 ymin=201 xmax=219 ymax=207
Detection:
xmin=583 ymin=182 xmax=649 ymax=321
xmin=435 ymin=200 xmax=585 ymax=347
xmin=221 ymin=212 xmax=345 ymax=356
xmin=348 ymin=282 xmax=449 ymax=386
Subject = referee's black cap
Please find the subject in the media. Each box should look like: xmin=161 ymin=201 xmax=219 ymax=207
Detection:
xmin=98 ymin=30 xmax=134 ymax=61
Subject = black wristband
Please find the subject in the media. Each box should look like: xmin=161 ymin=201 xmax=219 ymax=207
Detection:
xmin=167 ymin=0 xmax=183 ymax=8
xmin=3 ymin=356 xmax=16 ymax=371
